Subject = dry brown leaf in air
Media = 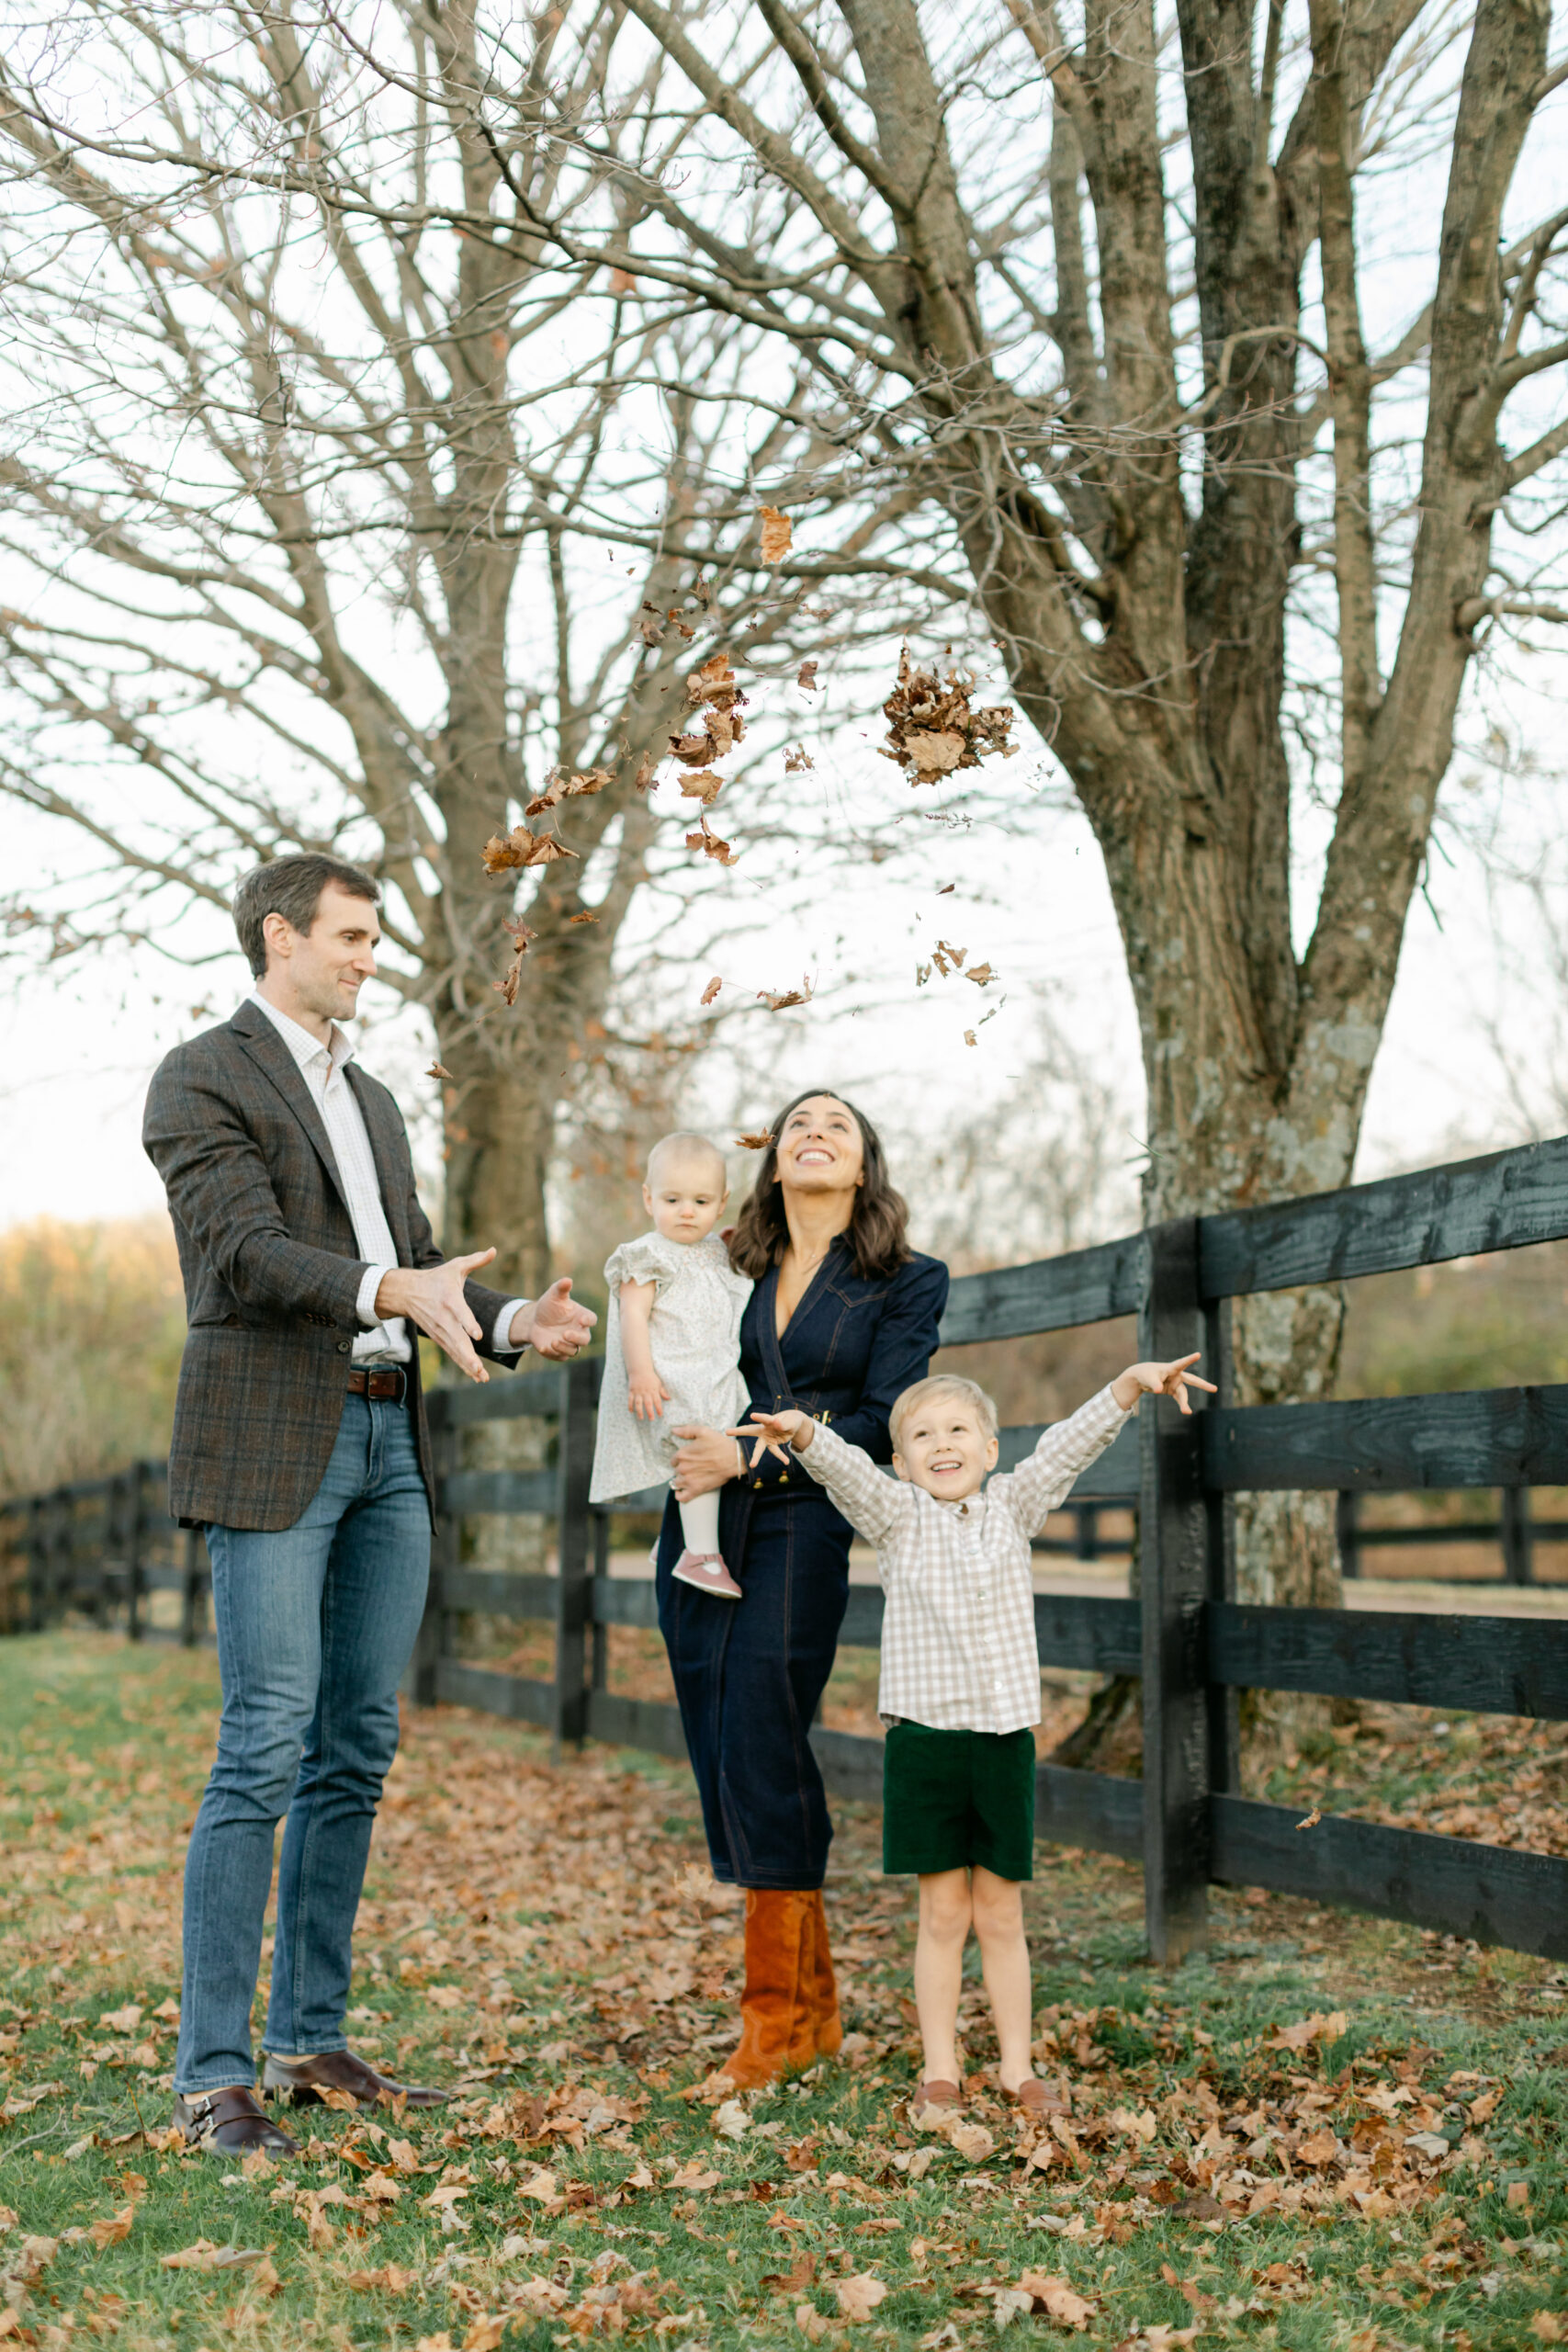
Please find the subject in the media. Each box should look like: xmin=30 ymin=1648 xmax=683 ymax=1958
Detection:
xmin=428 ymin=1062 xmax=456 ymax=1080
xmin=1297 ymin=1807 xmax=1323 ymax=1830
xmin=964 ymin=1029 xmax=977 ymax=1046
xmin=568 ymin=910 xmax=599 ymax=924
xmin=670 ymin=729 xmax=717 ymax=763
xmin=681 ymin=770 xmax=724 ymax=805
xmin=481 ymin=826 xmax=578 ymax=874
xmin=525 ymin=785 xmax=563 ymax=816
xmin=760 ymin=505 xmax=794 ymax=563
xmin=563 ymin=767 xmax=611 ymax=796
xmin=609 ymin=266 xmax=637 ymax=295
xmin=701 ymin=977 xmax=723 ymax=1006
xmin=736 ymin=1131 xmax=774 ymax=1149
xmin=687 ymin=816 xmax=738 ymax=865
xmin=882 ymin=646 xmax=1015 ymax=783
xmin=784 ymin=745 xmax=814 ymax=772
xmin=965 ymin=962 xmax=996 ymax=986
xmin=639 ymin=605 xmax=665 ymax=649
xmin=758 ymin=977 xmax=813 ymax=1012
xmin=833 ymin=2274 xmax=887 ymax=2324
xmin=797 ymin=660 xmax=818 ymax=691
xmin=634 ymin=750 xmax=656 ymax=791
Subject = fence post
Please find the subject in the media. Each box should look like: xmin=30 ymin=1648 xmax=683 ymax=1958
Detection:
xmin=590 ymin=1510 xmax=610 ymax=1701
xmin=1337 ymin=1490 xmax=1360 ymax=1580
xmin=1501 ymin=1486 xmax=1533 ymax=1586
xmin=408 ymin=1393 xmax=456 ymax=1708
xmin=27 ymin=1495 xmax=48 ymax=1630
xmin=180 ymin=1528 xmax=205 ymax=1645
xmin=127 ymin=1464 xmax=148 ymax=1642
xmin=553 ymin=1357 xmax=596 ymax=1757
xmin=1139 ymin=1218 xmax=1211 ymax=1965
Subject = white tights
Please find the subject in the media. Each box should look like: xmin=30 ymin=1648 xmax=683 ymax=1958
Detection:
xmin=677 ymin=1489 xmax=722 ymax=1557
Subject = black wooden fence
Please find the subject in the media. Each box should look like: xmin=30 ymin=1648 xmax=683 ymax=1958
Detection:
xmin=6 ymin=1132 xmax=1568 ymax=1965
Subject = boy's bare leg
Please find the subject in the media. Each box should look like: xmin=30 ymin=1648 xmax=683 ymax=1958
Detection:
xmin=914 ymin=1869 xmax=972 ymax=2084
xmin=971 ymin=1867 xmax=1034 ymax=2093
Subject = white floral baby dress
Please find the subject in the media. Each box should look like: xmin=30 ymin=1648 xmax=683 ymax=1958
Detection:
xmin=589 ymin=1231 xmax=753 ymax=1504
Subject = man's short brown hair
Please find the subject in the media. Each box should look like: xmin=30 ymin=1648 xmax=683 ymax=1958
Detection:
xmin=233 ymin=854 xmax=381 ymax=979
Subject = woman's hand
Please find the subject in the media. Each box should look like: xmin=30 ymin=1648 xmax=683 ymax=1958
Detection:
xmin=671 ymin=1424 xmax=742 ymax=1502
xmin=729 ymin=1409 xmax=812 ymax=1468
xmin=627 ymin=1370 xmax=671 ymax=1421
xmin=1111 ymin=1353 xmax=1217 ymax=1416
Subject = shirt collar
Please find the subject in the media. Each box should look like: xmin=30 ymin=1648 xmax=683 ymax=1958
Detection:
xmin=248 ymin=989 xmax=355 ymax=1075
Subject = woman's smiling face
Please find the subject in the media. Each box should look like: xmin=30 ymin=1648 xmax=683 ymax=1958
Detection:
xmin=774 ymin=1094 xmax=865 ymax=1198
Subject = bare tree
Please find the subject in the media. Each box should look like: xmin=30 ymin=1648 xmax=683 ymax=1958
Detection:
xmin=545 ymin=0 xmax=1566 ymax=1608
xmin=0 ymin=0 xmax=949 ymax=1290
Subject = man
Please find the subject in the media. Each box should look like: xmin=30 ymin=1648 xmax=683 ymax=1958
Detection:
xmin=143 ymin=853 xmax=594 ymax=2157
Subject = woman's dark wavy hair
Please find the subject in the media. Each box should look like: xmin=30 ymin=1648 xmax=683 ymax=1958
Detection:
xmin=728 ymin=1088 xmax=912 ymax=1281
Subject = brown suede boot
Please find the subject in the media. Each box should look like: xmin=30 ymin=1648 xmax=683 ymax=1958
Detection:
xmin=715 ymin=1890 xmax=815 ymax=2090
xmin=807 ymin=1890 xmax=843 ymax=2059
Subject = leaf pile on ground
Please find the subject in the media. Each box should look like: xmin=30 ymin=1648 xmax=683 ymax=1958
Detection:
xmin=2 ymin=1634 xmax=1566 ymax=2350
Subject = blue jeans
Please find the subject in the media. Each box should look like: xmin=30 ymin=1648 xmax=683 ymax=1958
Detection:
xmin=174 ymin=1396 xmax=430 ymax=2095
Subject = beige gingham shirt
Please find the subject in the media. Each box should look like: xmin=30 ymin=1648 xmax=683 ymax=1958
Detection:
xmin=798 ymin=1386 xmax=1132 ymax=1734
xmin=250 ymin=994 xmax=525 ymax=1364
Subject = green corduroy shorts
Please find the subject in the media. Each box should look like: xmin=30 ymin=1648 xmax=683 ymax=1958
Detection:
xmin=881 ymin=1721 xmax=1037 ymax=1882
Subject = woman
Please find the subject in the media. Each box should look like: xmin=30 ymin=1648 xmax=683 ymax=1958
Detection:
xmin=659 ymin=1090 xmax=948 ymax=2087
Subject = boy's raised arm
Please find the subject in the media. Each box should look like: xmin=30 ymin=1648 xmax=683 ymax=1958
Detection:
xmin=1007 ymin=1385 xmax=1133 ymax=1538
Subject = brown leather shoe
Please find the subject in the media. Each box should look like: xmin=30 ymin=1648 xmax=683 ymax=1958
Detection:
xmin=261 ymin=2047 xmax=447 ymax=2109
xmin=1002 ymin=2076 xmax=1066 ymax=2118
xmin=909 ymin=2079 xmax=963 ymax=2130
xmin=173 ymin=2086 xmax=299 ymax=2156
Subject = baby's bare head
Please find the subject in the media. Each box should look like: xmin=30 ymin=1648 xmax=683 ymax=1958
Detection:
xmin=644 ymin=1133 xmax=728 ymax=1243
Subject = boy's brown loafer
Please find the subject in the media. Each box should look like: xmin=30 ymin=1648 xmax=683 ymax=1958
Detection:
xmin=173 ymin=2086 xmax=299 ymax=2156
xmin=909 ymin=2078 xmax=964 ymax=2129
xmin=1001 ymin=2076 xmax=1066 ymax=2118
xmin=262 ymin=2048 xmax=447 ymax=2109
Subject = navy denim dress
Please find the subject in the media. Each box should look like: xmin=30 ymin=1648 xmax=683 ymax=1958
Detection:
xmin=656 ymin=1237 xmax=948 ymax=1887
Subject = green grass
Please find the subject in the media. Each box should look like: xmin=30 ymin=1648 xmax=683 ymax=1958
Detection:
xmin=3 ymin=1631 xmax=1567 ymax=2349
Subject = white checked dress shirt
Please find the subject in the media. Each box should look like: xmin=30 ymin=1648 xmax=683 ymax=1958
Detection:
xmin=798 ymin=1386 xmax=1132 ymax=1733
xmin=250 ymin=994 xmax=525 ymax=1364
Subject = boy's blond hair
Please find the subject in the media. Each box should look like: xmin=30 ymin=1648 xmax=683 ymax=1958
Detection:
xmin=889 ymin=1374 xmax=999 ymax=1454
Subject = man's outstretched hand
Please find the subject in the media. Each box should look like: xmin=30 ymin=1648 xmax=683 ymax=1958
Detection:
xmin=510 ymin=1276 xmax=597 ymax=1361
xmin=376 ymin=1249 xmax=499 ymax=1384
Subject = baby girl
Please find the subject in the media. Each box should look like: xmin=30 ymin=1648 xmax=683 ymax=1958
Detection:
xmin=589 ymin=1133 xmax=753 ymax=1600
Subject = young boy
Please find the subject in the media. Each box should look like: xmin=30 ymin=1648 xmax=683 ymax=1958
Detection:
xmin=734 ymin=1350 xmax=1213 ymax=2124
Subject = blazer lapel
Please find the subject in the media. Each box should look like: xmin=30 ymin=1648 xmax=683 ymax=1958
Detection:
xmin=347 ymin=1065 xmax=412 ymax=1263
xmin=230 ymin=1003 xmax=350 ymax=1213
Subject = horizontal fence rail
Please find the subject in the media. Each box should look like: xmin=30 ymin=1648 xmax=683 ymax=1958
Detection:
xmin=7 ymin=1131 xmax=1568 ymax=1962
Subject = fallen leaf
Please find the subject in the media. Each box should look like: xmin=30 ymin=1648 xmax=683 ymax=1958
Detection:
xmin=834 ymin=2273 xmax=888 ymax=2324
xmin=760 ymin=506 xmax=793 ymax=563
xmin=713 ymin=2098 xmax=750 ymax=2139
xmin=668 ymin=2159 xmax=721 ymax=2192
xmin=1017 ymin=2271 xmax=1096 ymax=2329
xmin=944 ymin=2120 xmax=995 ymax=2163
xmin=796 ymin=2306 xmax=829 ymax=2344
xmin=161 ymin=2240 xmax=267 ymax=2272
xmin=88 ymin=2204 xmax=135 ymax=2250
xmin=1268 ymin=2010 xmax=1348 ymax=2051
xmin=764 ymin=2255 xmax=818 ymax=2291
xmin=100 ymin=2006 xmax=142 ymax=2033
xmin=463 ymin=2321 xmax=505 ymax=2352
xmin=347 ymin=2263 xmax=422 ymax=2292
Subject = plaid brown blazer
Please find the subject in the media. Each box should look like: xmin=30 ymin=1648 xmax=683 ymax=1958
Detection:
xmin=143 ymin=1000 xmax=518 ymax=1532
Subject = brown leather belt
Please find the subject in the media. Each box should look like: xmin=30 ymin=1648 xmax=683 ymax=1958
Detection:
xmin=346 ymin=1365 xmax=409 ymax=1403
